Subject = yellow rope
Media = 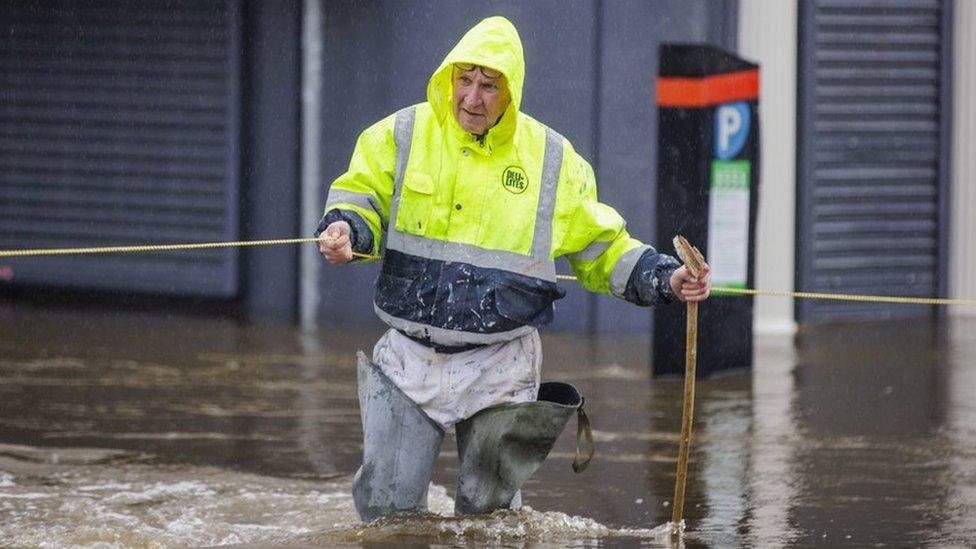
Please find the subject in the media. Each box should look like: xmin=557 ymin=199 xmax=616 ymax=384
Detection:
xmin=710 ymin=286 xmax=976 ymax=307
xmin=2 ymin=237 xmax=974 ymax=307
xmin=0 ymin=237 xmax=324 ymax=258
xmin=0 ymin=237 xmax=384 ymax=261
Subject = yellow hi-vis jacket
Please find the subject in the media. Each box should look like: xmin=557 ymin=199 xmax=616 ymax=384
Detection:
xmin=322 ymin=16 xmax=679 ymax=348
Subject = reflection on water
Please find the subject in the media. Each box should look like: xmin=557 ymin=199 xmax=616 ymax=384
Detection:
xmin=0 ymin=303 xmax=975 ymax=547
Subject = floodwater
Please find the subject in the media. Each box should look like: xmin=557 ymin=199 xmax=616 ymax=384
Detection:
xmin=0 ymin=303 xmax=974 ymax=548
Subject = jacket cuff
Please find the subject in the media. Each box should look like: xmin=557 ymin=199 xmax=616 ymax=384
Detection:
xmin=316 ymin=209 xmax=375 ymax=258
xmin=623 ymin=249 xmax=681 ymax=306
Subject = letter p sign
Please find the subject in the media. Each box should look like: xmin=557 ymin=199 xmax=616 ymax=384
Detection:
xmin=715 ymin=101 xmax=750 ymax=160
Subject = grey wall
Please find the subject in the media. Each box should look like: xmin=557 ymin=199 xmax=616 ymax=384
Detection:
xmin=240 ymin=0 xmax=301 ymax=318
xmin=315 ymin=0 xmax=738 ymax=334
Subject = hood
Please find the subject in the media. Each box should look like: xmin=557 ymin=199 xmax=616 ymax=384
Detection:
xmin=427 ymin=16 xmax=524 ymax=145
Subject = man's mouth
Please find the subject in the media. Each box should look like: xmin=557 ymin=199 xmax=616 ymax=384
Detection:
xmin=461 ymin=108 xmax=484 ymax=118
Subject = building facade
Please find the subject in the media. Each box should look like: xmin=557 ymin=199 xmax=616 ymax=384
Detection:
xmin=1 ymin=0 xmax=970 ymax=333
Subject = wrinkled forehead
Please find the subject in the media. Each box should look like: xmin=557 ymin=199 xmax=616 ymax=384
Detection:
xmin=453 ymin=63 xmax=503 ymax=80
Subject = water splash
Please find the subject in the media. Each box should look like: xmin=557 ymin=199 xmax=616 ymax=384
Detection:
xmin=0 ymin=447 xmax=358 ymax=548
xmin=314 ymin=505 xmax=676 ymax=545
xmin=0 ymin=448 xmax=679 ymax=548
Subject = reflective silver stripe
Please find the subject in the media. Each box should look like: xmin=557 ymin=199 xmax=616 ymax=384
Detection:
xmin=325 ymin=189 xmax=383 ymax=221
xmin=385 ymin=106 xmax=417 ymax=251
xmin=387 ymin=231 xmax=557 ymax=280
xmin=374 ymin=303 xmax=537 ymax=346
xmin=568 ymin=239 xmax=613 ymax=262
xmin=529 ymin=126 xmax=563 ymax=262
xmin=610 ymin=244 xmax=651 ymax=297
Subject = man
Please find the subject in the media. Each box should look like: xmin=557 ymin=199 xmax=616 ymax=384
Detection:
xmin=318 ymin=16 xmax=710 ymax=522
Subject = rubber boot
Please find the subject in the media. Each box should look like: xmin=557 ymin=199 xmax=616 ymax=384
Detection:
xmin=454 ymin=381 xmax=589 ymax=516
xmin=352 ymin=351 xmax=446 ymax=522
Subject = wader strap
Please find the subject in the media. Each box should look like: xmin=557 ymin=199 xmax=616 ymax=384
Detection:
xmin=572 ymin=397 xmax=595 ymax=473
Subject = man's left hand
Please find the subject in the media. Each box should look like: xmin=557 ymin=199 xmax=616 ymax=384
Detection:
xmin=669 ymin=264 xmax=711 ymax=303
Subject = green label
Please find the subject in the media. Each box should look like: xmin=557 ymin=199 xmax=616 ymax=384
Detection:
xmin=711 ymin=160 xmax=751 ymax=191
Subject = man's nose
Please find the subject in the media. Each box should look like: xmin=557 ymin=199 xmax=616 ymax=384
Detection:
xmin=462 ymin=88 xmax=483 ymax=108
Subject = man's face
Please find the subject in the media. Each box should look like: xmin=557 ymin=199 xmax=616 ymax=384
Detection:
xmin=452 ymin=64 xmax=511 ymax=135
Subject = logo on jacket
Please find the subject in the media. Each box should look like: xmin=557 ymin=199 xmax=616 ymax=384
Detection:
xmin=502 ymin=166 xmax=528 ymax=194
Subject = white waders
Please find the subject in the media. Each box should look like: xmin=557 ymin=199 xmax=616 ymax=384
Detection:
xmin=352 ymin=352 xmax=445 ymax=521
xmin=352 ymin=335 xmax=593 ymax=522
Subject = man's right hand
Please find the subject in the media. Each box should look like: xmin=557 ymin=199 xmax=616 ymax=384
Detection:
xmin=318 ymin=221 xmax=353 ymax=264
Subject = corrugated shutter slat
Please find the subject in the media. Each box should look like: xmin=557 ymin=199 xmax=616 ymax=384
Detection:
xmin=797 ymin=0 xmax=947 ymax=322
xmin=0 ymin=0 xmax=240 ymax=297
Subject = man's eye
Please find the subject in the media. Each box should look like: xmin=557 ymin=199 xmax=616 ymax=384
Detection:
xmin=484 ymin=84 xmax=497 ymax=92
xmin=459 ymin=76 xmax=472 ymax=85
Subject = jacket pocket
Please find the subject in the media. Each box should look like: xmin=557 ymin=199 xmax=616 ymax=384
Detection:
xmin=494 ymin=278 xmax=561 ymax=327
xmin=395 ymin=172 xmax=434 ymax=236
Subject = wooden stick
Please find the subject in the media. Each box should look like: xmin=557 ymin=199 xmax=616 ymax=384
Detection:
xmin=671 ymin=300 xmax=697 ymax=530
xmin=670 ymin=235 xmax=706 ymax=534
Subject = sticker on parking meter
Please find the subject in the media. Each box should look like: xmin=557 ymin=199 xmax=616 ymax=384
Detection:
xmin=715 ymin=101 xmax=750 ymax=160
xmin=707 ymin=160 xmax=750 ymax=289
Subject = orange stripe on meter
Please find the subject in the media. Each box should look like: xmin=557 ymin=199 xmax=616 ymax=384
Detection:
xmin=657 ymin=69 xmax=759 ymax=107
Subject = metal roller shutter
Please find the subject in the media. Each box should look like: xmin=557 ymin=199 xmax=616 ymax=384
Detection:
xmin=796 ymin=0 xmax=951 ymax=322
xmin=0 ymin=0 xmax=241 ymax=297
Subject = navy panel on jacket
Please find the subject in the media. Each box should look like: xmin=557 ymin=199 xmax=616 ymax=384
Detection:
xmin=375 ymin=248 xmax=566 ymax=337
